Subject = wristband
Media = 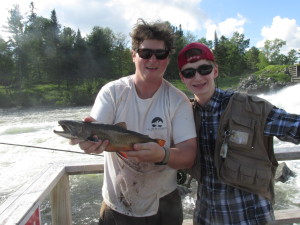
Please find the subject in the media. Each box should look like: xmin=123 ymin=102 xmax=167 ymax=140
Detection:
xmin=155 ymin=147 xmax=170 ymax=165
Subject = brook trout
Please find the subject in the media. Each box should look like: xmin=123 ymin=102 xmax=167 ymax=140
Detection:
xmin=53 ymin=120 xmax=166 ymax=152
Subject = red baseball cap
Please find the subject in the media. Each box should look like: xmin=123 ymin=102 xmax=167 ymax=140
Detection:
xmin=177 ymin=42 xmax=214 ymax=71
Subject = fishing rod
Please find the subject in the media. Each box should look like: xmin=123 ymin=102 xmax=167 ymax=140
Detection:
xmin=0 ymin=142 xmax=103 ymax=157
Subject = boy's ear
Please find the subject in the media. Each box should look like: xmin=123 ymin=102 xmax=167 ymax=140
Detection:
xmin=179 ymin=73 xmax=185 ymax=82
xmin=213 ymin=65 xmax=219 ymax=79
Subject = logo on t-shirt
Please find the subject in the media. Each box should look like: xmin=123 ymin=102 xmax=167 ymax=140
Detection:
xmin=151 ymin=117 xmax=163 ymax=128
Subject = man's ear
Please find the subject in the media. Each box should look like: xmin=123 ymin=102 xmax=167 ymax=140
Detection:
xmin=131 ymin=50 xmax=136 ymax=62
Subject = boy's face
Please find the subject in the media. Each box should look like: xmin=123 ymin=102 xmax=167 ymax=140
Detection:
xmin=180 ymin=59 xmax=218 ymax=101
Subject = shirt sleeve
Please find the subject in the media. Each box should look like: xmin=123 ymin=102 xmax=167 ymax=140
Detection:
xmin=90 ymin=84 xmax=115 ymax=124
xmin=264 ymin=107 xmax=300 ymax=144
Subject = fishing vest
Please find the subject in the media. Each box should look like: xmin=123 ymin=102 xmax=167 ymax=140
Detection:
xmin=189 ymin=93 xmax=278 ymax=202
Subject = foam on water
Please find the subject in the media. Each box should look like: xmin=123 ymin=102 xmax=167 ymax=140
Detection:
xmin=0 ymin=106 xmax=102 ymax=205
xmin=259 ymin=83 xmax=300 ymax=114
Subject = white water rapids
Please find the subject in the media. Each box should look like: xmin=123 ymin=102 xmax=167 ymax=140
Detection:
xmin=0 ymin=84 xmax=300 ymax=224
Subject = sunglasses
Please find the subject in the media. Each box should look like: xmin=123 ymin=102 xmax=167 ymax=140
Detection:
xmin=181 ymin=64 xmax=214 ymax=79
xmin=137 ymin=48 xmax=170 ymax=60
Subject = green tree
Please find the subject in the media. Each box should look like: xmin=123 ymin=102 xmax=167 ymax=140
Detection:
xmin=86 ymin=26 xmax=115 ymax=79
xmin=213 ymin=30 xmax=218 ymax=49
xmin=198 ymin=37 xmax=213 ymax=49
xmin=44 ymin=9 xmax=61 ymax=83
xmin=184 ymin=31 xmax=197 ymax=44
xmin=0 ymin=38 xmax=14 ymax=88
xmin=213 ymin=35 xmax=229 ymax=76
xmin=24 ymin=14 xmax=53 ymax=84
xmin=213 ymin=32 xmax=249 ymax=77
xmin=73 ymin=29 xmax=90 ymax=81
xmin=57 ymin=27 xmax=77 ymax=88
xmin=4 ymin=4 xmax=28 ymax=89
xmin=286 ymin=49 xmax=298 ymax=65
xmin=111 ymin=33 xmax=134 ymax=78
xmin=245 ymin=46 xmax=260 ymax=72
xmin=261 ymin=38 xmax=286 ymax=64
xmin=257 ymin=52 xmax=269 ymax=70
xmin=229 ymin=32 xmax=249 ymax=75
xmin=273 ymin=50 xmax=298 ymax=65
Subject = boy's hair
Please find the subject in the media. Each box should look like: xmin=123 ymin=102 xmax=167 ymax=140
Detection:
xmin=130 ymin=18 xmax=175 ymax=52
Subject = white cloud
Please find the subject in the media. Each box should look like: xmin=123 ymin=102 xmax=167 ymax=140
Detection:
xmin=0 ymin=0 xmax=205 ymax=41
xmin=204 ymin=14 xmax=247 ymax=40
xmin=105 ymin=0 xmax=205 ymax=33
xmin=257 ymin=16 xmax=300 ymax=53
xmin=2 ymin=0 xmax=298 ymax=55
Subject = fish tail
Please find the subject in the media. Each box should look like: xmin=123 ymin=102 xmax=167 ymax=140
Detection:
xmin=156 ymin=139 xmax=166 ymax=147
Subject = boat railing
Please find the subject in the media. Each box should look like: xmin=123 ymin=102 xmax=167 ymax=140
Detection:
xmin=0 ymin=151 xmax=300 ymax=225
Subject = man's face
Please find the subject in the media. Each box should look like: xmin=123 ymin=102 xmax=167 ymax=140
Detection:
xmin=133 ymin=39 xmax=169 ymax=82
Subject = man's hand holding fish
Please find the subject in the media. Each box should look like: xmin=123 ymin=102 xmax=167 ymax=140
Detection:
xmin=59 ymin=117 xmax=168 ymax=161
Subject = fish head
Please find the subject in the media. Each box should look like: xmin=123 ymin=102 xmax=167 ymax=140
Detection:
xmin=53 ymin=120 xmax=92 ymax=140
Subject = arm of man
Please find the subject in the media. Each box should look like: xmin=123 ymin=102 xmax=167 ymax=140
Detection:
xmin=169 ymin=137 xmax=197 ymax=169
xmin=126 ymin=137 xmax=197 ymax=169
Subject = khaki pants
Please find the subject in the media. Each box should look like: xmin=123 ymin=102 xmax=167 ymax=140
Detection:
xmin=99 ymin=189 xmax=183 ymax=225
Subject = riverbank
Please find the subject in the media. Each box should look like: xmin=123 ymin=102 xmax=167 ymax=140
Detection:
xmin=0 ymin=71 xmax=293 ymax=109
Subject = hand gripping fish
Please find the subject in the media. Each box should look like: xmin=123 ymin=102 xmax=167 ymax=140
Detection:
xmin=53 ymin=120 xmax=166 ymax=153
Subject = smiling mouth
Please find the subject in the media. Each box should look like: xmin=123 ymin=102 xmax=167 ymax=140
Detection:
xmin=146 ymin=67 xmax=158 ymax=70
xmin=193 ymin=83 xmax=206 ymax=88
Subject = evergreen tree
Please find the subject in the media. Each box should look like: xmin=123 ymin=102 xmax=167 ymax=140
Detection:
xmin=0 ymin=38 xmax=14 ymax=88
xmin=245 ymin=47 xmax=260 ymax=72
xmin=4 ymin=4 xmax=28 ymax=89
xmin=111 ymin=32 xmax=134 ymax=78
xmin=86 ymin=26 xmax=115 ymax=79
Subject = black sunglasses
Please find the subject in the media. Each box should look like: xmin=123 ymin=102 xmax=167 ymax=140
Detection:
xmin=181 ymin=64 xmax=214 ymax=79
xmin=137 ymin=48 xmax=170 ymax=60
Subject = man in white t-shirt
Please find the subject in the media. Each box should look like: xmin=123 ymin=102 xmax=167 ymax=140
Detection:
xmin=72 ymin=18 xmax=197 ymax=225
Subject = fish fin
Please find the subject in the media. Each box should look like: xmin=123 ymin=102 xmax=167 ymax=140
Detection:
xmin=156 ymin=139 xmax=166 ymax=147
xmin=117 ymin=152 xmax=128 ymax=159
xmin=114 ymin=122 xmax=127 ymax=129
xmin=87 ymin=136 xmax=99 ymax=142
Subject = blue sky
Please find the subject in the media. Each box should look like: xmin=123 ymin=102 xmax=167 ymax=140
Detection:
xmin=1 ymin=0 xmax=299 ymax=53
xmin=199 ymin=0 xmax=300 ymax=48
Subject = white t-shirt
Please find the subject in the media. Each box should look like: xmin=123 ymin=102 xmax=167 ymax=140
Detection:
xmin=90 ymin=75 xmax=196 ymax=217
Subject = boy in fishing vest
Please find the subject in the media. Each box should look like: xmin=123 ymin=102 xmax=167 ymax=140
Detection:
xmin=177 ymin=42 xmax=300 ymax=225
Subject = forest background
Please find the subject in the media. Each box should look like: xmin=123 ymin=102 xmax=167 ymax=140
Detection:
xmin=0 ymin=4 xmax=299 ymax=108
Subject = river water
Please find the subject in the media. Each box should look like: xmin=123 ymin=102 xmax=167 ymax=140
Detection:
xmin=0 ymin=84 xmax=300 ymax=224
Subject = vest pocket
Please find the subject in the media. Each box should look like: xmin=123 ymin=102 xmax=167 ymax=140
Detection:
xmin=219 ymin=154 xmax=272 ymax=194
xmin=240 ymin=166 xmax=255 ymax=184
xmin=256 ymin=169 xmax=272 ymax=189
xmin=221 ymin=157 xmax=239 ymax=179
xmin=227 ymin=116 xmax=255 ymax=150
